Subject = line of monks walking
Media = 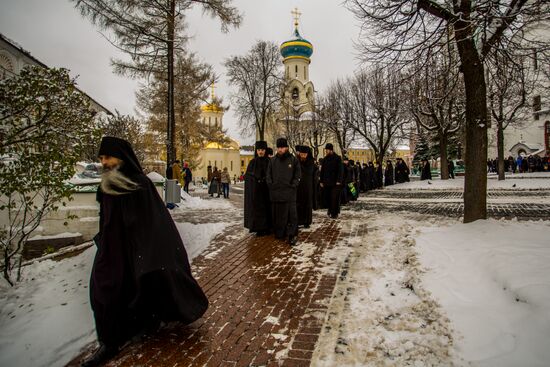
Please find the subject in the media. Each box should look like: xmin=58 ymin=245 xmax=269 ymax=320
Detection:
xmin=244 ymin=140 xmax=411 ymax=245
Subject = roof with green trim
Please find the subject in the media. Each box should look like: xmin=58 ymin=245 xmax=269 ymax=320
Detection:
xmin=280 ymin=28 xmax=313 ymax=60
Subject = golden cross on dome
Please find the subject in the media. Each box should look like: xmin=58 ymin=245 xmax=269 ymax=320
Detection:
xmin=291 ymin=7 xmax=301 ymax=29
xmin=211 ymin=82 xmax=216 ymax=101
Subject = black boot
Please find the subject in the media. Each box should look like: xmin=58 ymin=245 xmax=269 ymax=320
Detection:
xmin=81 ymin=343 xmax=118 ymax=367
xmin=288 ymin=235 xmax=297 ymax=246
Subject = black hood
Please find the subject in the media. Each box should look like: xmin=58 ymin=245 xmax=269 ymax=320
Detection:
xmin=98 ymin=136 xmax=143 ymax=176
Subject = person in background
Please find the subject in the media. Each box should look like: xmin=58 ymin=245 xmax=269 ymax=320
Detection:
xmin=172 ymin=160 xmax=182 ymax=186
xmin=384 ymin=160 xmax=394 ymax=186
xmin=420 ymin=158 xmax=432 ymax=180
xmin=296 ymin=145 xmax=316 ymax=228
xmin=182 ymin=162 xmax=192 ymax=193
xmin=220 ymin=167 xmax=231 ymax=198
xmin=319 ymin=143 xmax=344 ymax=219
xmin=448 ymin=158 xmax=455 ymax=179
xmin=209 ymin=167 xmax=221 ymax=198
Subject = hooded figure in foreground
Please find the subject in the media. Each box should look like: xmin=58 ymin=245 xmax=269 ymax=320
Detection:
xmin=82 ymin=137 xmax=208 ymax=367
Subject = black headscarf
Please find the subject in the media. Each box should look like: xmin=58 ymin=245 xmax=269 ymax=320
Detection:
xmin=98 ymin=136 xmax=143 ymax=177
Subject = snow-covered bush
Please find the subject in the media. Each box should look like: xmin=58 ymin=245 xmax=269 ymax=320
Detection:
xmin=0 ymin=66 xmax=100 ymax=285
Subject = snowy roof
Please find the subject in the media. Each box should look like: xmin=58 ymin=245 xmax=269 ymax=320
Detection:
xmin=0 ymin=33 xmax=113 ymax=116
xmin=240 ymin=150 xmax=254 ymax=156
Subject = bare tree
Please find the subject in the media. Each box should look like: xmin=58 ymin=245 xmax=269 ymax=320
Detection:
xmin=225 ymin=40 xmax=283 ymax=141
xmin=409 ymin=51 xmax=464 ymax=180
xmin=306 ymin=100 xmax=331 ymax=159
xmin=349 ymin=67 xmax=410 ymax=165
xmin=346 ymin=0 xmax=550 ymax=222
xmin=321 ymin=79 xmax=357 ymax=154
xmin=72 ymin=0 xmax=241 ymax=164
xmin=102 ymin=111 xmax=148 ymax=163
xmin=487 ymin=51 xmax=536 ymax=180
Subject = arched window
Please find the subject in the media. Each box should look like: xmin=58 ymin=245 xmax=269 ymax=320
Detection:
xmin=292 ymin=88 xmax=299 ymax=100
xmin=0 ymin=53 xmax=15 ymax=80
xmin=304 ymin=66 xmax=306 ymax=79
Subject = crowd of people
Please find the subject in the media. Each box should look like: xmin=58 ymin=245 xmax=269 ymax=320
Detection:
xmin=244 ymin=139 xmax=413 ymax=246
xmin=487 ymin=155 xmax=550 ymax=173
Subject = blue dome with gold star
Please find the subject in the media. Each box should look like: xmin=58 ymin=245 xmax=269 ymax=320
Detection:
xmin=280 ymin=28 xmax=313 ymax=62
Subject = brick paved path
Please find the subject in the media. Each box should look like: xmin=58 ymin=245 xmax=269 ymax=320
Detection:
xmin=69 ymin=215 xmax=349 ymax=367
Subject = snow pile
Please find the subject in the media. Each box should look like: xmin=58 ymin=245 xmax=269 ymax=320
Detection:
xmin=175 ymin=222 xmax=230 ymax=260
xmin=175 ymin=190 xmax=233 ymax=210
xmin=417 ymin=219 xmax=550 ymax=367
xmin=146 ymin=171 xmax=164 ymax=183
xmin=0 ymin=220 xmax=231 ymax=367
xmin=390 ymin=174 xmax=550 ymax=190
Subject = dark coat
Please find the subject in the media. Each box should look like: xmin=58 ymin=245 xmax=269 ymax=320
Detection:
xmin=368 ymin=163 xmax=376 ymax=189
xmin=244 ymin=156 xmax=272 ymax=232
xmin=267 ymin=152 xmax=301 ymax=203
xmin=421 ymin=162 xmax=432 ymax=180
xmin=92 ymin=140 xmax=207 ymax=348
xmin=208 ymin=170 xmax=221 ymax=194
xmin=384 ymin=163 xmax=394 ymax=186
xmin=376 ymin=165 xmax=383 ymax=188
xmin=395 ymin=161 xmax=410 ymax=183
xmin=297 ymin=156 xmax=315 ymax=226
xmin=360 ymin=166 xmax=368 ymax=191
xmin=320 ymin=153 xmax=344 ymax=187
xmin=313 ymin=163 xmax=321 ymax=210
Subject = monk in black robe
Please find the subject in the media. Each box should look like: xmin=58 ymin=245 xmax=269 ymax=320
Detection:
xmin=244 ymin=141 xmax=272 ymax=236
xmin=296 ymin=145 xmax=315 ymax=228
xmin=82 ymin=137 xmax=208 ymax=367
xmin=320 ymin=144 xmax=344 ymax=219
xmin=420 ymin=159 xmax=432 ymax=180
xmin=384 ymin=161 xmax=395 ymax=186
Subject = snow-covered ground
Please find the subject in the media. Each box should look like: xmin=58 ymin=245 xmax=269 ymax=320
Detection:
xmin=312 ymin=212 xmax=550 ymax=367
xmin=0 ymin=196 xmax=233 ymax=367
xmin=417 ymin=219 xmax=550 ymax=367
xmin=391 ymin=173 xmax=550 ymax=190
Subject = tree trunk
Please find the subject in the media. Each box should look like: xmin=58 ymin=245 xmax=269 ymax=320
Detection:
xmin=497 ymin=120 xmax=505 ymax=181
xmin=455 ymin=36 xmax=488 ymax=223
xmin=439 ymin=131 xmax=449 ymax=180
xmin=166 ymin=0 xmax=176 ymax=165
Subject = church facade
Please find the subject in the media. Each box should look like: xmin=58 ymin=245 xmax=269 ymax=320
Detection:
xmin=195 ymin=90 xmax=241 ymax=182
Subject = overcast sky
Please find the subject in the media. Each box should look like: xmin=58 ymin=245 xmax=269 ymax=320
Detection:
xmin=0 ymin=0 xmax=362 ymax=145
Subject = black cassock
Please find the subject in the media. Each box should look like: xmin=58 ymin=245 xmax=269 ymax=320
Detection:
xmin=92 ymin=138 xmax=208 ymax=349
xmin=297 ymin=157 xmax=316 ymax=226
xmin=421 ymin=162 xmax=432 ymax=180
xmin=384 ymin=163 xmax=394 ymax=186
xmin=244 ymin=156 xmax=271 ymax=233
